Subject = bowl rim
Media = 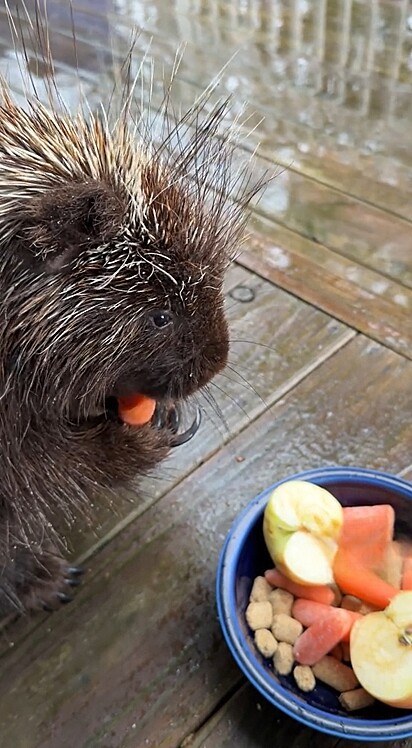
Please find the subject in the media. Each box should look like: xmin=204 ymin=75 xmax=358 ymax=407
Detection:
xmin=216 ymin=465 xmax=412 ymax=741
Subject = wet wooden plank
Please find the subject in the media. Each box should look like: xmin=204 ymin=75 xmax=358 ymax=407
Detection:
xmin=252 ymin=168 xmax=412 ymax=290
xmin=182 ymin=683 xmax=339 ymax=748
xmin=0 ymin=335 xmax=411 ymax=748
xmin=182 ymin=682 xmax=399 ymax=748
xmin=247 ymin=124 xmax=412 ymax=225
xmin=239 ymin=216 xmax=412 ymax=359
xmin=107 ymin=0 xmax=412 ymax=222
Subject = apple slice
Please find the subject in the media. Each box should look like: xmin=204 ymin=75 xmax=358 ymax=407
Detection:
xmin=350 ymin=591 xmax=412 ymax=708
xmin=263 ymin=480 xmax=343 ymax=586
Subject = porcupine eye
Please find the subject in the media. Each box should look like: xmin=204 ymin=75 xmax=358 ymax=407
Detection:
xmin=149 ymin=310 xmax=173 ymax=329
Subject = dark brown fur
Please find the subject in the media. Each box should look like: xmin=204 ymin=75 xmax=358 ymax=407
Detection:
xmin=0 ymin=16 xmax=266 ymax=617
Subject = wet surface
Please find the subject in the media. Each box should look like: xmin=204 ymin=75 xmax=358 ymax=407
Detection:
xmin=0 ymin=2 xmax=411 ymax=747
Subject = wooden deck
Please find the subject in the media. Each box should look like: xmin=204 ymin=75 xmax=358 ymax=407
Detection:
xmin=0 ymin=1 xmax=412 ymax=746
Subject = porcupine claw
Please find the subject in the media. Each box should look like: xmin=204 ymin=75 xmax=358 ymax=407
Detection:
xmin=153 ymin=403 xmax=201 ymax=447
xmin=67 ymin=566 xmax=85 ymax=577
xmin=38 ymin=564 xmax=85 ymax=612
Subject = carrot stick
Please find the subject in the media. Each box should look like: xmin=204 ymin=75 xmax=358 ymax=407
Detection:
xmin=338 ymin=505 xmax=395 ymax=568
xmin=292 ymin=598 xmax=362 ymax=642
xmin=292 ymin=598 xmax=332 ymax=626
xmin=118 ymin=394 xmax=156 ymax=426
xmin=264 ymin=568 xmax=335 ymax=605
xmin=333 ymin=548 xmax=398 ymax=609
xmin=293 ymin=608 xmax=354 ymax=666
xmin=340 ymin=505 xmax=394 ymax=546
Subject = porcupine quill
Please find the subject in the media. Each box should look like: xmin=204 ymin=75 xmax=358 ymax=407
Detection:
xmin=0 ymin=0 xmax=269 ymax=617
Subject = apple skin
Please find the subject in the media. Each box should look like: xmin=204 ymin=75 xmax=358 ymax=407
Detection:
xmin=350 ymin=591 xmax=412 ymax=708
xmin=263 ymin=480 xmax=343 ymax=587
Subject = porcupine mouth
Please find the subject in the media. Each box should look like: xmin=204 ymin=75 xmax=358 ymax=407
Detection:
xmin=86 ymin=397 xmax=201 ymax=448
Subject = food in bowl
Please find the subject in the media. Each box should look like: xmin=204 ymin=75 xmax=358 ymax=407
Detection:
xmin=263 ymin=480 xmax=344 ymax=586
xmin=216 ymin=466 xmax=412 ymax=740
xmin=245 ymin=479 xmax=412 ymax=712
xmin=350 ymin=591 xmax=412 ymax=709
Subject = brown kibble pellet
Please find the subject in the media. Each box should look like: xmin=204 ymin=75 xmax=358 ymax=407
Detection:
xmin=339 ymin=688 xmax=375 ymax=712
xmin=273 ymin=642 xmax=294 ymax=676
xmin=249 ymin=576 xmax=273 ymax=603
xmin=271 ymin=613 xmax=303 ymax=645
xmin=312 ymin=656 xmax=359 ymax=692
xmin=255 ymin=628 xmax=278 ymax=658
xmin=268 ymin=588 xmax=294 ymax=616
xmin=245 ymin=601 xmax=272 ymax=631
xmin=293 ymin=665 xmax=316 ymax=692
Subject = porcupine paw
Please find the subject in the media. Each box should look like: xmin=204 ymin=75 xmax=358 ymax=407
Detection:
xmin=153 ymin=401 xmax=201 ymax=448
xmin=16 ymin=551 xmax=84 ymax=614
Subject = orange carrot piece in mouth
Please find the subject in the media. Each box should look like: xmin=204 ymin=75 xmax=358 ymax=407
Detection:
xmin=117 ymin=394 xmax=156 ymax=426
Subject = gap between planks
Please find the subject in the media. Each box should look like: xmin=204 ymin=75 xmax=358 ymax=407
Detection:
xmin=236 ymin=223 xmax=412 ymax=361
xmin=179 ymin=682 xmax=342 ymax=748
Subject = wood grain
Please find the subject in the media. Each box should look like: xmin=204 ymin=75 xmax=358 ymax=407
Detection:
xmin=183 ymin=683 xmax=340 ymax=748
xmin=183 ymin=682 xmax=400 ymax=748
xmin=239 ymin=216 xmax=412 ymax=359
xmin=252 ymin=167 xmax=412 ymax=290
xmin=0 ymin=335 xmax=410 ymax=748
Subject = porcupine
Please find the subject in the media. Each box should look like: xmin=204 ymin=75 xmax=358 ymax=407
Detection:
xmin=0 ymin=12 xmax=265 ymax=617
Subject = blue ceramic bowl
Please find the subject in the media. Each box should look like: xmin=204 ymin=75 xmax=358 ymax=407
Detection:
xmin=216 ymin=466 xmax=412 ymax=741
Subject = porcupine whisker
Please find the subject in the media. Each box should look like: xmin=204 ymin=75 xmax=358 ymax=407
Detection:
xmin=230 ymin=339 xmax=280 ymax=353
xmin=216 ymin=369 xmax=261 ymax=396
xmin=225 ymin=363 xmax=268 ymax=408
xmin=201 ymin=384 xmax=227 ymax=424
xmin=196 ymin=388 xmax=228 ymax=436
xmin=207 ymin=379 xmax=253 ymax=427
